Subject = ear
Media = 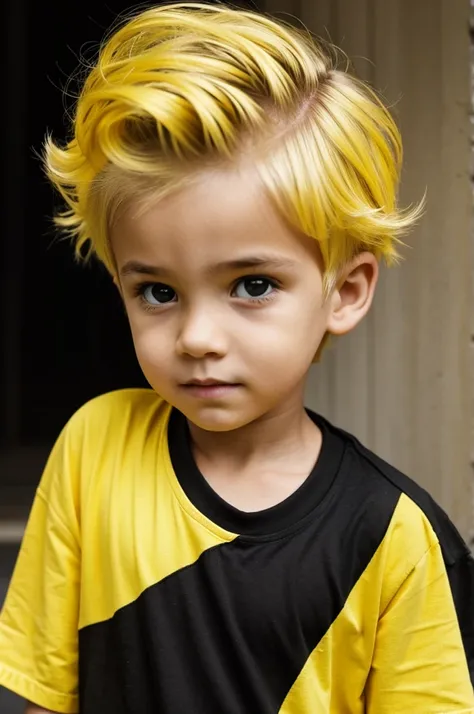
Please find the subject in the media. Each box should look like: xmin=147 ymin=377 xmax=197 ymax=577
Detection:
xmin=326 ymin=252 xmax=379 ymax=336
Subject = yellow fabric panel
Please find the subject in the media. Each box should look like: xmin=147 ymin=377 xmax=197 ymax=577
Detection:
xmin=0 ymin=418 xmax=82 ymax=712
xmin=279 ymin=493 xmax=474 ymax=713
xmin=0 ymin=389 xmax=237 ymax=712
xmin=365 ymin=508 xmax=474 ymax=711
xmin=77 ymin=389 xmax=237 ymax=628
xmin=1 ymin=390 xmax=472 ymax=713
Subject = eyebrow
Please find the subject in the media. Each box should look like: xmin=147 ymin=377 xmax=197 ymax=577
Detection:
xmin=119 ymin=255 xmax=297 ymax=279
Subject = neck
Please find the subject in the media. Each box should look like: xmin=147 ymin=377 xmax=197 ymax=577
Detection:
xmin=187 ymin=398 xmax=318 ymax=472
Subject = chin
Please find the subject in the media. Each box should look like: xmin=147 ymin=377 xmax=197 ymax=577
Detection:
xmin=183 ymin=406 xmax=257 ymax=433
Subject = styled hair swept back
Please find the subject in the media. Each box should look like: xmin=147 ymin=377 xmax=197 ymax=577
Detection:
xmin=44 ymin=1 xmax=423 ymax=290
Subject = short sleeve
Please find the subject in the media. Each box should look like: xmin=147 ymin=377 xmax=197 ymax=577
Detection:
xmin=446 ymin=548 xmax=474 ymax=685
xmin=365 ymin=537 xmax=474 ymax=713
xmin=0 ymin=423 xmax=81 ymax=713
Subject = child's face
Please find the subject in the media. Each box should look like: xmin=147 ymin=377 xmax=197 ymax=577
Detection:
xmin=111 ymin=168 xmax=371 ymax=431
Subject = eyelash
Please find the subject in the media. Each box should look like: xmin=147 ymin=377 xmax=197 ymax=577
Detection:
xmin=132 ymin=277 xmax=281 ymax=312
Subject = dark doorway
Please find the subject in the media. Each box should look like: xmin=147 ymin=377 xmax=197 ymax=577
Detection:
xmin=1 ymin=1 xmax=149 ymax=517
xmin=0 ymin=0 xmax=261 ymax=515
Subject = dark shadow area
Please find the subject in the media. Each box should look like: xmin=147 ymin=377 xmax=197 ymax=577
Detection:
xmin=1 ymin=0 xmax=260 ymax=512
xmin=1 ymin=0 xmax=154 ymax=513
xmin=0 ymin=1 xmax=260 ymax=709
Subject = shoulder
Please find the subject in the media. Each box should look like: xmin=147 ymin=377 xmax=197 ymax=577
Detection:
xmin=38 ymin=388 xmax=170 ymax=502
xmin=48 ymin=388 xmax=170 ymax=483
xmin=70 ymin=386 xmax=165 ymax=421
xmin=64 ymin=387 xmax=169 ymax=440
xmin=321 ymin=415 xmax=470 ymax=568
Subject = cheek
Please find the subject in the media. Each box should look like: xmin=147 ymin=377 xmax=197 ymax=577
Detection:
xmin=240 ymin=305 xmax=327 ymax=372
xmin=128 ymin=318 xmax=170 ymax=371
xmin=125 ymin=293 xmax=326 ymax=375
xmin=251 ymin=297 xmax=326 ymax=346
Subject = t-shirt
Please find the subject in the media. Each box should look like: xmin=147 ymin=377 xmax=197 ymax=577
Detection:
xmin=0 ymin=388 xmax=473 ymax=714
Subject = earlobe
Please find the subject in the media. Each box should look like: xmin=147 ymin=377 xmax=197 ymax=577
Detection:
xmin=326 ymin=253 xmax=379 ymax=336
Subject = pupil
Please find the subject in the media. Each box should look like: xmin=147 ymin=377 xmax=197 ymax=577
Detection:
xmin=152 ymin=284 xmax=174 ymax=303
xmin=245 ymin=278 xmax=267 ymax=297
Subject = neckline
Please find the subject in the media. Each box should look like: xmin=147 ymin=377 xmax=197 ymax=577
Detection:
xmin=167 ymin=408 xmax=346 ymax=537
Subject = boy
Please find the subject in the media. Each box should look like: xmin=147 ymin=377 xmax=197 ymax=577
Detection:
xmin=0 ymin=2 xmax=473 ymax=712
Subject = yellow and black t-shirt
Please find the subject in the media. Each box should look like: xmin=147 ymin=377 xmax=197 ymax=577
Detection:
xmin=0 ymin=388 xmax=473 ymax=713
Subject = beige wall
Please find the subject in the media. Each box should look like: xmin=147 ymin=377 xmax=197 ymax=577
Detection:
xmin=263 ymin=0 xmax=473 ymax=540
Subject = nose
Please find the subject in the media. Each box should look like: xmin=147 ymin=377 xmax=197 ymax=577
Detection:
xmin=176 ymin=304 xmax=228 ymax=359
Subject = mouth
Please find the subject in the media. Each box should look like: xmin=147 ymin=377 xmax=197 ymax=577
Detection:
xmin=184 ymin=379 xmax=235 ymax=386
xmin=180 ymin=379 xmax=242 ymax=398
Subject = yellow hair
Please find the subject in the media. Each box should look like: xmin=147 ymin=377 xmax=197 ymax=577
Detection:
xmin=44 ymin=1 xmax=423 ymax=290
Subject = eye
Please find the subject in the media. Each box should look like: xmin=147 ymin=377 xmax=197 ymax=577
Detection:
xmin=140 ymin=283 xmax=177 ymax=305
xmin=233 ymin=277 xmax=276 ymax=300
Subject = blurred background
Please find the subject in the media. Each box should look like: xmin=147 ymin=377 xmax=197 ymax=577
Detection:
xmin=0 ymin=0 xmax=472 ymax=711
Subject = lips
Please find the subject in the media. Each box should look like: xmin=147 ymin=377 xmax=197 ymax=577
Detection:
xmin=180 ymin=379 xmax=242 ymax=398
xmin=183 ymin=379 xmax=235 ymax=386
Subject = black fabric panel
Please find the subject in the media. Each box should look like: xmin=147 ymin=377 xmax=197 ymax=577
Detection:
xmin=323 ymin=419 xmax=474 ymax=684
xmin=326 ymin=420 xmax=471 ymax=566
xmin=79 ymin=449 xmax=400 ymax=714
xmin=168 ymin=407 xmax=345 ymax=536
xmin=446 ymin=551 xmax=474 ymax=684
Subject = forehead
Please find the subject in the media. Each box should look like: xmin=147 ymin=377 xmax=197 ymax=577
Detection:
xmin=110 ymin=167 xmax=319 ymax=268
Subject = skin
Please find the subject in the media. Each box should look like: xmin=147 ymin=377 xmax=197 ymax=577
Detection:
xmin=24 ymin=166 xmax=378 ymax=713
xmin=112 ymin=166 xmax=378 ymax=510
